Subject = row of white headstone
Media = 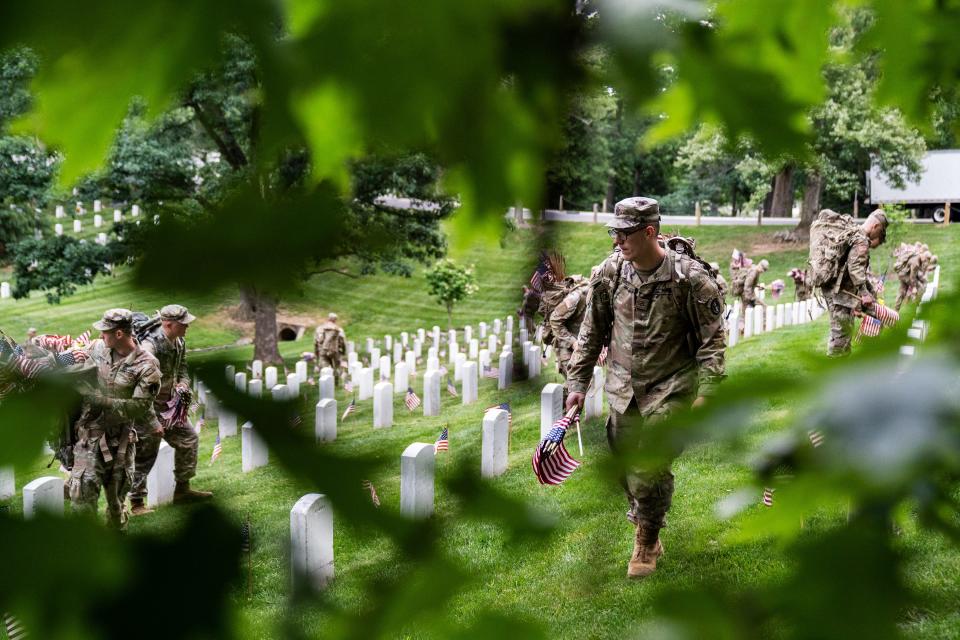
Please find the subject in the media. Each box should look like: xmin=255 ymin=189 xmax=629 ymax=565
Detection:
xmin=899 ymin=265 xmax=940 ymax=359
xmin=54 ymin=202 xmax=140 ymax=218
xmin=726 ymin=297 xmax=826 ymax=348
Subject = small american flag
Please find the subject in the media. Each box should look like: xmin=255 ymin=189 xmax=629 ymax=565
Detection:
xmin=342 ymin=398 xmax=357 ymax=421
xmin=762 ymin=487 xmax=774 ymax=507
xmin=15 ymin=353 xmax=51 ymax=378
xmin=435 ymin=427 xmax=449 ymax=452
xmin=532 ymin=411 xmax=581 ymax=485
xmin=210 ymin=435 xmax=223 ymax=463
xmin=485 ymin=402 xmax=512 ymax=428
xmin=3 ymin=612 xmax=26 ymax=640
xmin=34 ymin=333 xmax=73 ymax=352
xmin=530 ymin=260 xmax=549 ymax=293
xmin=483 ymin=364 xmax=499 ymax=379
xmin=55 ymin=350 xmax=88 ymax=367
xmin=362 ymin=480 xmax=381 ymax=507
xmin=597 ymin=346 xmax=608 ymax=367
xmin=855 ymin=303 xmax=899 ymax=342
xmin=808 ymin=430 xmax=824 ymax=448
xmin=344 ymin=379 xmax=354 ymax=393
xmin=404 ymin=387 xmax=421 ymax=411
xmin=446 ymin=377 xmax=458 ymax=397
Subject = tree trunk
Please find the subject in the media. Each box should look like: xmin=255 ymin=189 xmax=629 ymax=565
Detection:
xmin=251 ymin=288 xmax=283 ymax=364
xmin=762 ymin=175 xmax=776 ymax=218
xmin=770 ymin=163 xmax=796 ymax=217
xmin=446 ymin=304 xmax=454 ymax=331
xmin=797 ymin=171 xmax=825 ymax=233
xmin=235 ymin=285 xmax=257 ymax=321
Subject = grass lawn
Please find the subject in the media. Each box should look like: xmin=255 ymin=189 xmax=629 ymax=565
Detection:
xmin=1 ymin=220 xmax=958 ymax=638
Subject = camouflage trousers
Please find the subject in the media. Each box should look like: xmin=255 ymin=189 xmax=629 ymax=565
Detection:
xmin=69 ymin=429 xmax=136 ymax=530
xmin=823 ymin=292 xmax=855 ymax=357
xmin=555 ymin=347 xmax=574 ymax=380
xmin=130 ymin=422 xmax=198 ymax=500
xmin=606 ymin=398 xmax=683 ymax=533
xmin=317 ymin=352 xmax=341 ymax=386
xmin=895 ymin=278 xmax=918 ymax=311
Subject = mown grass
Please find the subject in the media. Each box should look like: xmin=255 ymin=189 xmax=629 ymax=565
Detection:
xmin=2 ymin=221 xmax=959 ymax=638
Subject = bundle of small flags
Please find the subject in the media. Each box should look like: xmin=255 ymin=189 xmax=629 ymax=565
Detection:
xmin=362 ymin=480 xmax=381 ymax=507
xmin=855 ymin=304 xmax=899 ymax=342
xmin=446 ymin=377 xmax=458 ymax=397
xmin=158 ymin=387 xmax=193 ymax=428
xmin=435 ymin=427 xmax=449 ymax=452
xmin=341 ymin=398 xmax=358 ymax=420
xmin=404 ymin=386 xmax=421 ymax=411
xmin=210 ymin=435 xmax=223 ymax=463
xmin=532 ymin=410 xmax=581 ymax=485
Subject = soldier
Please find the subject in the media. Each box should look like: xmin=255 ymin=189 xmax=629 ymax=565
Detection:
xmin=710 ymin=263 xmax=728 ymax=300
xmin=565 ymin=197 xmax=726 ymax=579
xmin=788 ymin=268 xmax=812 ymax=302
xmin=68 ymin=309 xmax=161 ymax=530
xmin=548 ymin=275 xmax=588 ymax=379
xmin=740 ymin=259 xmax=769 ymax=309
xmin=518 ymin=285 xmax=541 ymax=334
xmin=811 ymin=209 xmax=888 ymax=356
xmin=314 ymin=313 xmax=346 ymax=386
xmin=130 ymin=304 xmax=211 ymax=515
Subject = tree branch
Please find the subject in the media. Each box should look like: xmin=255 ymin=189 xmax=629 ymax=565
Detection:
xmin=305 ymin=268 xmax=359 ymax=279
xmin=186 ymin=98 xmax=249 ymax=170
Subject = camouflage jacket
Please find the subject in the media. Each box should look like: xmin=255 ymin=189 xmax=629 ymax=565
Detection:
xmin=549 ymin=284 xmax=588 ymax=351
xmin=741 ymin=266 xmax=762 ymax=302
xmin=566 ymin=250 xmax=726 ymax=414
xmin=829 ymin=229 xmax=875 ymax=308
xmin=141 ymin=327 xmax=189 ymax=404
xmin=519 ymin=289 xmax=541 ymax=317
xmin=75 ymin=339 xmax=162 ymax=435
xmin=315 ymin=322 xmax=346 ymax=357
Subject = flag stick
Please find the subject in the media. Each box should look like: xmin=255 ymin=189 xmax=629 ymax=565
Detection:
xmin=575 ymin=419 xmax=584 ymax=457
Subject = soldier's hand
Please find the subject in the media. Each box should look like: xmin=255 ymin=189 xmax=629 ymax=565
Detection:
xmin=155 ymin=426 xmax=165 ymax=436
xmin=565 ymin=392 xmax=585 ymax=412
xmin=861 ymin=293 xmax=876 ymax=308
xmin=692 ymin=396 xmax=707 ymax=409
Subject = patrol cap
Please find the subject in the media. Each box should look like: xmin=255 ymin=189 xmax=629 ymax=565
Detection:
xmin=93 ymin=308 xmax=134 ymax=331
xmin=865 ymin=209 xmax=889 ymax=243
xmin=759 ymin=259 xmax=770 ymax=269
xmin=159 ymin=304 xmax=196 ymax=325
xmin=328 ymin=312 xmax=338 ymax=321
xmin=606 ymin=197 xmax=660 ymax=230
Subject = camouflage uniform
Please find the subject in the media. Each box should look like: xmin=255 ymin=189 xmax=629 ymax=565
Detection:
xmin=740 ymin=264 xmax=766 ymax=308
xmin=548 ymin=279 xmax=588 ymax=378
xmin=519 ymin=287 xmax=541 ymax=334
xmin=130 ymin=316 xmax=199 ymax=503
xmin=821 ymin=228 xmax=875 ymax=356
xmin=894 ymin=243 xmax=926 ymax=310
xmin=567 ymin=229 xmax=726 ymax=537
xmin=315 ymin=317 xmax=346 ymax=385
xmin=69 ymin=310 xmax=161 ymax=530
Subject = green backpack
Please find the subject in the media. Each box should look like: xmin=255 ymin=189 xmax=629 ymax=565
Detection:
xmin=808 ymin=209 xmax=859 ymax=288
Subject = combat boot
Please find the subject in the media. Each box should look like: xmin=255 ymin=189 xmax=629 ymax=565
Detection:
xmin=627 ymin=523 xmax=664 ymax=579
xmin=129 ymin=498 xmax=154 ymax=516
xmin=174 ymin=481 xmax=213 ymax=503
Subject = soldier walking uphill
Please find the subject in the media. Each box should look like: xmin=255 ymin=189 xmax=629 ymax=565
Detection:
xmin=315 ymin=313 xmax=346 ymax=386
xmin=738 ymin=259 xmax=769 ymax=309
xmin=69 ymin=309 xmax=161 ymax=530
xmin=130 ymin=305 xmax=212 ymax=515
xmin=809 ymin=208 xmax=888 ymax=357
xmin=518 ymin=285 xmax=542 ymax=335
xmin=548 ymin=275 xmax=589 ymax=380
xmin=565 ymin=197 xmax=726 ymax=579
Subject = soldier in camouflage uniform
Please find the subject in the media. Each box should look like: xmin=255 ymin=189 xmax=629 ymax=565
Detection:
xmin=565 ymin=197 xmax=726 ymax=579
xmin=518 ymin=285 xmax=541 ymax=334
xmin=314 ymin=313 xmax=346 ymax=386
xmin=69 ymin=309 xmax=161 ymax=530
xmin=740 ymin=259 xmax=769 ymax=309
xmin=815 ymin=210 xmax=888 ymax=356
xmin=548 ymin=275 xmax=588 ymax=379
xmin=788 ymin=268 xmax=812 ymax=302
xmin=130 ymin=305 xmax=211 ymax=515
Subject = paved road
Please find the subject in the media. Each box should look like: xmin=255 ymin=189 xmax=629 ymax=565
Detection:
xmin=514 ymin=208 xmax=799 ymax=226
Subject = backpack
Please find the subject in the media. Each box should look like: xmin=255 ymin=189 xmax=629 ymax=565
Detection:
xmin=893 ymin=243 xmax=916 ymax=278
xmin=808 ymin=209 xmax=860 ymax=288
xmin=132 ymin=311 xmax=161 ymax=343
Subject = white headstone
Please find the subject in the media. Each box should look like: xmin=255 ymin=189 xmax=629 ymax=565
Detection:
xmin=287 ymin=375 xmax=301 ymax=399
xmin=487 ymin=334 xmax=498 ymax=354
xmin=428 ymin=346 xmax=438 ymax=361
xmin=94 ymin=214 xmax=103 ymax=228
xmin=242 ymin=422 xmax=269 ymax=472
xmin=370 ymin=347 xmax=381 ymax=365
xmin=132 ymin=204 xmax=140 ymax=217
xmin=426 ymin=356 xmax=440 ymax=373
xmin=374 ymin=382 xmax=394 ymax=428
xmin=0 ymin=282 xmax=9 ymax=299
xmin=493 ymin=319 xmax=502 ymax=334
xmin=744 ymin=307 xmax=754 ymax=339
xmin=753 ymin=306 xmax=764 ymax=335
xmin=348 ymin=352 xmax=358 ymax=367
xmin=394 ymin=362 xmax=409 ymax=395
xmin=93 ymin=199 xmax=102 ymax=212
xmin=55 ymin=223 xmax=63 ymax=236
xmin=469 ymin=339 xmax=479 ymax=359
xmin=585 ymin=366 xmax=605 ymax=418
xmin=464 ymin=325 xmax=473 ymax=344
xmin=320 ymin=366 xmax=333 ymax=380
xmin=907 ymin=327 xmax=923 ymax=340
xmin=765 ymin=306 xmax=775 ymax=332
xmin=448 ymin=343 xmax=459 ymax=363
xmin=219 ymin=405 xmax=238 ymax=438
xmin=225 ymin=364 xmax=236 ymax=382
xmin=405 ymin=350 xmax=416 ymax=374
xmin=432 ymin=326 xmax=441 ymax=346
xmin=541 ymin=383 xmax=564 ymax=438
xmin=56 ymin=204 xmax=65 ymax=218
xmin=393 ymin=343 xmax=403 ymax=364
xmin=248 ymin=379 xmax=263 ymax=398
xmin=462 ymin=361 xmax=478 ymax=404
xmin=265 ymin=366 xmax=278 ymax=389
xmin=527 ymin=346 xmax=542 ymax=378
xmin=252 ymin=360 xmax=263 ymax=379
xmin=775 ymin=304 xmax=785 ymax=329
xmin=899 ymin=345 xmax=916 ymax=357
xmin=481 ymin=409 xmax=510 ymax=478
xmin=272 ymin=383 xmax=288 ymax=402
xmin=318 ymin=375 xmax=334 ymax=400
xmin=506 ymin=316 xmax=514 ymax=331
xmin=205 ymin=392 xmax=219 ymax=419
xmin=146 ymin=442 xmax=175 ymax=507
xmin=234 ymin=372 xmax=247 ymax=394
xmin=727 ymin=311 xmax=739 ymax=347
xmin=315 ymin=399 xmax=337 ymax=442
xmin=366 ymin=337 xmax=375 ymax=353
xmin=498 ymin=351 xmax=513 ymax=390
xmin=73 ymin=219 xmax=82 ymax=233
xmin=401 ymin=332 xmax=409 ymax=346
xmin=413 ymin=339 xmax=423 ymax=358
xmin=454 ymin=352 xmax=466 ymax=381
xmin=479 ymin=348 xmax=491 ymax=369
xmin=23 ymin=476 xmax=64 ymax=517
xmin=379 ymin=355 xmax=391 ymax=382
xmin=519 ymin=329 xmax=529 ymax=346
xmin=423 ymin=370 xmax=441 ymax=416
xmin=522 ymin=340 xmax=532 ymax=365
xmin=0 ymin=467 xmax=14 ymax=499
xmin=448 ymin=329 xmax=457 ymax=346
xmin=479 ymin=322 xmax=488 ymax=339
xmin=290 ymin=493 xmax=334 ymax=591
xmin=358 ymin=368 xmax=374 ymax=400
xmin=400 ymin=443 xmax=435 ymax=519
xmin=97 ymin=232 xmax=107 ymax=245
xmin=384 ymin=335 xmax=393 ymax=351
xmin=113 ymin=209 xmax=122 ymax=222
xmin=296 ymin=360 xmax=308 ymax=382
xmin=504 ymin=330 xmax=513 ymax=350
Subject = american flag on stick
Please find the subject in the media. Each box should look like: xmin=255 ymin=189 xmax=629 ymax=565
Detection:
xmin=404 ymin=386 xmax=421 ymax=411
xmin=532 ymin=409 xmax=581 ymax=485
xmin=483 ymin=364 xmax=499 ymax=379
xmin=597 ymin=346 xmax=608 ymax=367
xmin=762 ymin=487 xmax=775 ymax=507
xmin=446 ymin=377 xmax=459 ymax=397
xmin=435 ymin=427 xmax=449 ymax=452
xmin=485 ymin=402 xmax=512 ymax=428
xmin=342 ymin=397 xmax=358 ymax=421
xmin=344 ymin=379 xmax=354 ymax=393
xmin=362 ymin=480 xmax=381 ymax=507
xmin=808 ymin=430 xmax=824 ymax=448
xmin=210 ymin=434 xmax=223 ymax=463
xmin=854 ymin=304 xmax=899 ymax=342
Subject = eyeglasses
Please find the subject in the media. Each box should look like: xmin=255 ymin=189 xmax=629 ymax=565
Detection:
xmin=607 ymin=226 xmax=645 ymax=241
